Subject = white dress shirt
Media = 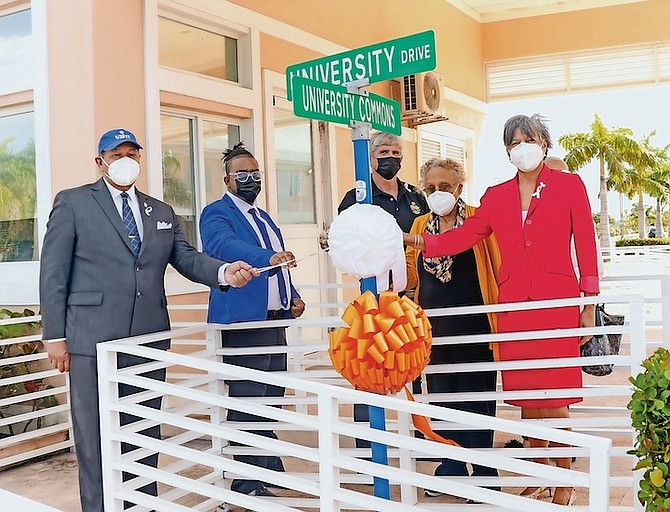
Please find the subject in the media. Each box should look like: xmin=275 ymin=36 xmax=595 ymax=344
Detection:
xmin=227 ymin=192 xmax=288 ymax=311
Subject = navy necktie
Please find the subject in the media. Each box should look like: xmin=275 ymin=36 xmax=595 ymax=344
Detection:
xmin=121 ymin=192 xmax=141 ymax=257
xmin=249 ymin=208 xmax=288 ymax=308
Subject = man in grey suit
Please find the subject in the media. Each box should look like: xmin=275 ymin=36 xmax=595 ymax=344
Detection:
xmin=39 ymin=128 xmax=257 ymax=512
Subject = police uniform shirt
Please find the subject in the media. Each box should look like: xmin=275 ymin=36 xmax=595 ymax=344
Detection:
xmin=338 ymin=178 xmax=428 ymax=233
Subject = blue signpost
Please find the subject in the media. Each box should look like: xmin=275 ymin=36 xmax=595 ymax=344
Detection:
xmin=288 ymin=31 xmax=437 ymax=502
xmin=350 ymin=121 xmax=391 ymax=498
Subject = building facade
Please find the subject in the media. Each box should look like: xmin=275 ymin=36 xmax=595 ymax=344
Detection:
xmin=1 ymin=0 xmax=669 ymax=306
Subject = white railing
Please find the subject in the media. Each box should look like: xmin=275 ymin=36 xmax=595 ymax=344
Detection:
xmin=4 ymin=243 xmax=668 ymax=506
xmin=0 ymin=312 xmax=73 ymax=469
xmin=600 ymin=241 xmax=670 ymax=265
xmin=0 ymin=488 xmax=63 ymax=511
xmin=97 ymin=293 xmax=645 ymax=512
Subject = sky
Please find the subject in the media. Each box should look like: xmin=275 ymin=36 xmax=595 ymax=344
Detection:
xmin=471 ymin=83 xmax=670 ymax=220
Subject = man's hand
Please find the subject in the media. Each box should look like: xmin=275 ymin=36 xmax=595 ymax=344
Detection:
xmin=291 ymin=298 xmax=306 ymax=318
xmin=47 ymin=341 xmax=70 ymax=373
xmin=318 ymin=225 xmax=330 ymax=251
xmin=579 ymin=304 xmax=596 ymax=345
xmin=225 ymin=260 xmax=259 ymax=288
xmin=269 ymin=251 xmax=296 ymax=268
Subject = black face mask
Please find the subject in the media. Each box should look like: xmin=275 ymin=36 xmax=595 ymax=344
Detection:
xmin=375 ymin=156 xmax=402 ymax=180
xmin=235 ymin=179 xmax=261 ymax=204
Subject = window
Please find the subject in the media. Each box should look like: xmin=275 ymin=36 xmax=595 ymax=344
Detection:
xmin=0 ymin=111 xmax=36 ymax=262
xmin=161 ymin=115 xmax=197 ymax=246
xmin=273 ymin=107 xmax=316 ymax=224
xmin=158 ymin=17 xmax=238 ymax=82
xmin=160 ymin=114 xmax=241 ymax=247
xmin=0 ymin=9 xmax=32 ymax=95
xmin=203 ymin=120 xmax=240 ymax=206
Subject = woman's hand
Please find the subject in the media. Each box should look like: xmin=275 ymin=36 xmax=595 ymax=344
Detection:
xmin=403 ymin=233 xmax=425 ymax=250
xmin=579 ymin=304 xmax=596 ymax=345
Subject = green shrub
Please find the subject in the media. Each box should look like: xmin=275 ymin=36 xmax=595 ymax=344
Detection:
xmin=616 ymin=238 xmax=670 ymax=247
xmin=628 ymin=347 xmax=670 ymax=510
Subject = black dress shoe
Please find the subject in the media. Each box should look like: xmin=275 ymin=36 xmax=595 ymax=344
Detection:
xmin=264 ymin=482 xmax=288 ymax=491
xmin=248 ymin=485 xmax=275 ymax=497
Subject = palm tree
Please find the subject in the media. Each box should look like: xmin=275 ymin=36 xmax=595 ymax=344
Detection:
xmin=650 ymin=165 xmax=670 ymax=238
xmin=0 ymin=137 xmax=37 ymax=261
xmin=616 ymin=133 xmax=670 ymax=238
xmin=559 ymin=114 xmax=655 ymax=248
xmin=642 ymin=138 xmax=670 ymax=238
xmin=613 ymin=163 xmax=664 ymax=237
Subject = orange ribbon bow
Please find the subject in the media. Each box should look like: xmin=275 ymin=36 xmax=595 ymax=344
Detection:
xmin=330 ymin=291 xmax=459 ymax=447
xmin=329 ymin=290 xmax=432 ymax=394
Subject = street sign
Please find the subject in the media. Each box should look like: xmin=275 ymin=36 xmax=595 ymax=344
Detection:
xmin=291 ymin=76 xmax=401 ymax=135
xmin=286 ymin=30 xmax=436 ymax=100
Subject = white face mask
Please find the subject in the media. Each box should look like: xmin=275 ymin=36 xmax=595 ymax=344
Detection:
xmin=426 ymin=190 xmax=457 ymax=216
xmin=102 ymin=156 xmax=140 ymax=186
xmin=510 ymin=142 xmax=544 ymax=173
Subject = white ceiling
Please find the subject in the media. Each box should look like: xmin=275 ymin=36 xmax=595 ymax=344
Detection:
xmin=446 ymin=0 xmax=653 ymax=22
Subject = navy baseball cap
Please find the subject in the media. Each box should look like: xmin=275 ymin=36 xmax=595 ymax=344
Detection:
xmin=98 ymin=128 xmax=143 ymax=154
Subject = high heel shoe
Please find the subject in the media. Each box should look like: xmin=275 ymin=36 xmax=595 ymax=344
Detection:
xmin=520 ymin=486 xmax=552 ymax=499
xmin=552 ymin=487 xmax=576 ymax=506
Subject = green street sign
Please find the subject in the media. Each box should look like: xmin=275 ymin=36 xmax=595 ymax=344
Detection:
xmin=291 ymin=76 xmax=401 ymax=135
xmin=286 ymin=30 xmax=436 ymax=100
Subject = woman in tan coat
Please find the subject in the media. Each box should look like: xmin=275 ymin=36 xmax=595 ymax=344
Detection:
xmin=406 ymin=158 xmax=501 ymax=496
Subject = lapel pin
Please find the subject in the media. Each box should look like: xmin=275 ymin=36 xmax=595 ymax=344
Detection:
xmin=531 ymin=181 xmax=546 ymax=200
xmin=144 ymin=202 xmax=153 ymax=216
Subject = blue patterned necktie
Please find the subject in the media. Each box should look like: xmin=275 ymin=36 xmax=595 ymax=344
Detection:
xmin=120 ymin=192 xmax=141 ymax=257
xmin=249 ymin=208 xmax=288 ymax=308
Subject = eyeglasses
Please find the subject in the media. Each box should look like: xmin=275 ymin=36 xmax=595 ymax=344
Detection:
xmin=229 ymin=170 xmax=264 ymax=183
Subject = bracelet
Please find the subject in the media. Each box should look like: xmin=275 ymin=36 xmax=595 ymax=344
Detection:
xmin=414 ymin=234 xmax=420 ymax=249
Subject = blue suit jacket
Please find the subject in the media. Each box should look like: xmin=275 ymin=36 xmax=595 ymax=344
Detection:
xmin=200 ymin=194 xmax=299 ymax=324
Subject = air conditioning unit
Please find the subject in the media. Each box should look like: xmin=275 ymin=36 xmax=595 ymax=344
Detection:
xmin=400 ymin=72 xmax=444 ymax=118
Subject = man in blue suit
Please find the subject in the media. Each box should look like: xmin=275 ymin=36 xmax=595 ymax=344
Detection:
xmin=200 ymin=142 xmax=305 ymax=497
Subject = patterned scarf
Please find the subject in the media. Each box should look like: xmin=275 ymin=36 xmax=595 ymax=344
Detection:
xmin=422 ymin=198 xmax=466 ymax=284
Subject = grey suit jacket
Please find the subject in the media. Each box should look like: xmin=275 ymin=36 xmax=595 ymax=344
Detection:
xmin=39 ymin=178 xmax=222 ymax=356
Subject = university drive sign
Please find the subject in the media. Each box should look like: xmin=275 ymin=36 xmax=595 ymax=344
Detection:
xmin=286 ymin=31 xmax=436 ymax=100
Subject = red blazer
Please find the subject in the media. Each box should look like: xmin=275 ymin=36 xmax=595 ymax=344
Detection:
xmin=423 ymin=165 xmax=599 ymax=303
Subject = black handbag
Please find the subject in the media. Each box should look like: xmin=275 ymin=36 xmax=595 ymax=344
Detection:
xmin=580 ymin=304 xmax=624 ymax=376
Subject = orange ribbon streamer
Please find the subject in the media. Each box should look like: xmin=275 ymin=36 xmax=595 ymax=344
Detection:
xmin=403 ymin=387 xmax=461 ymax=447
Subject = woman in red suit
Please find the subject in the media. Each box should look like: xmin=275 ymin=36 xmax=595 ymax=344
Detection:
xmin=405 ymin=114 xmax=599 ymax=506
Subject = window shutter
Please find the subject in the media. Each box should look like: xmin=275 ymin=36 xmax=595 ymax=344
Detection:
xmin=420 ymin=138 xmax=441 ymax=162
xmin=487 ymin=42 xmax=670 ymax=101
xmin=419 ymin=133 xmax=466 ymax=166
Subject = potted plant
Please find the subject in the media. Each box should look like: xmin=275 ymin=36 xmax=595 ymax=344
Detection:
xmin=628 ymin=347 xmax=670 ymax=510
xmin=0 ymin=308 xmax=58 ymax=438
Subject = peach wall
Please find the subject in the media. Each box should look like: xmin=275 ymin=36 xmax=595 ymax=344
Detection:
xmin=238 ymin=0 xmax=485 ymax=100
xmin=0 ymin=0 xmax=25 ymax=11
xmin=482 ymin=0 xmax=670 ymax=62
xmin=46 ymin=0 xmax=147 ymax=196
xmin=0 ymin=90 xmax=32 ymax=109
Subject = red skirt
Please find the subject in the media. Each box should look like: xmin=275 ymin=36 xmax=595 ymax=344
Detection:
xmin=496 ymin=305 xmax=582 ymax=408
